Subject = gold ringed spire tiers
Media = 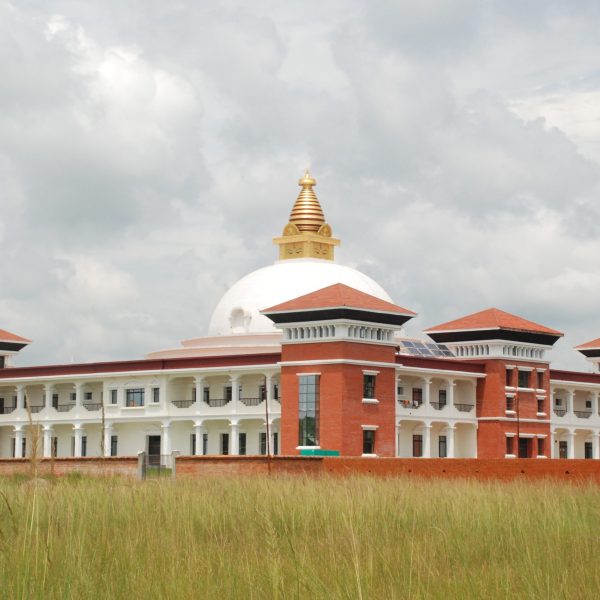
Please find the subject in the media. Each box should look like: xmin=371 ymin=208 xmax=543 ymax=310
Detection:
xmin=273 ymin=171 xmax=340 ymax=260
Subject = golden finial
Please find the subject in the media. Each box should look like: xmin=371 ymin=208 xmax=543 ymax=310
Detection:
xmin=272 ymin=170 xmax=340 ymax=261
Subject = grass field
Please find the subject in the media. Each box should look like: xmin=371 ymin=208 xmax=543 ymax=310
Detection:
xmin=0 ymin=474 xmax=599 ymax=599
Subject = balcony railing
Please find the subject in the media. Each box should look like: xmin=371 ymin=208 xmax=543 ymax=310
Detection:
xmin=83 ymin=403 xmax=102 ymax=411
xmin=574 ymin=410 xmax=592 ymax=419
xmin=455 ymin=404 xmax=474 ymax=413
xmin=399 ymin=401 xmax=422 ymax=409
xmin=27 ymin=405 xmax=44 ymax=413
xmin=240 ymin=397 xmax=264 ymax=406
xmin=55 ymin=403 xmax=75 ymax=412
xmin=554 ymin=408 xmax=566 ymax=417
xmin=204 ymin=398 xmax=230 ymax=408
xmin=0 ymin=406 xmax=16 ymax=414
xmin=430 ymin=402 xmax=447 ymax=410
xmin=172 ymin=400 xmax=195 ymax=408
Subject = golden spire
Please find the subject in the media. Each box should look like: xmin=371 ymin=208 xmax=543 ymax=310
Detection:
xmin=273 ymin=170 xmax=340 ymax=261
xmin=289 ymin=171 xmax=325 ymax=233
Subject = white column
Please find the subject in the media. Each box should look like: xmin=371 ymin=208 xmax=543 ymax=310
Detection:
xmin=193 ymin=423 xmax=205 ymax=455
xmin=395 ymin=422 xmax=401 ymax=457
xmin=447 ymin=379 xmax=455 ymax=407
xmin=230 ymin=376 xmax=239 ymax=413
xmin=567 ymin=430 xmax=576 ymax=459
xmin=592 ymin=392 xmax=599 ymax=418
xmin=194 ymin=377 xmax=204 ymax=406
xmin=550 ymin=429 xmax=556 ymax=459
xmin=117 ymin=384 xmax=125 ymax=407
xmin=16 ymin=385 xmax=25 ymax=410
xmin=229 ymin=420 xmax=239 ymax=455
xmin=44 ymin=384 xmax=54 ymax=410
xmin=567 ymin=390 xmax=575 ymax=418
xmin=13 ymin=427 xmax=24 ymax=458
xmin=446 ymin=425 xmax=455 ymax=458
xmin=162 ymin=421 xmax=171 ymax=455
xmin=74 ymin=382 xmax=84 ymax=409
xmin=265 ymin=373 xmax=273 ymax=419
xmin=73 ymin=425 xmax=83 ymax=457
xmin=423 ymin=379 xmax=431 ymax=408
xmin=592 ymin=431 xmax=600 ymax=460
xmin=43 ymin=426 xmax=53 ymax=458
xmin=422 ymin=422 xmax=432 ymax=458
xmin=103 ymin=424 xmax=113 ymax=457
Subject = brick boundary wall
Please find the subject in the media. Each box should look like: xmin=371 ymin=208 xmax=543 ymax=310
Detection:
xmin=0 ymin=457 xmax=138 ymax=478
xmin=1 ymin=456 xmax=599 ymax=484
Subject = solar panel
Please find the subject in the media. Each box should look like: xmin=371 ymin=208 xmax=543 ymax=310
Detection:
xmin=398 ymin=339 xmax=456 ymax=358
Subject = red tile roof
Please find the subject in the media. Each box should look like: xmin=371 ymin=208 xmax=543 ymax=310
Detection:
xmin=262 ymin=283 xmax=416 ymax=316
xmin=0 ymin=329 xmax=31 ymax=344
xmin=575 ymin=337 xmax=600 ymax=351
xmin=425 ymin=308 xmax=563 ymax=336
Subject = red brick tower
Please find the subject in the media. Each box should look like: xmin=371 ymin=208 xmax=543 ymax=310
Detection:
xmin=262 ymin=284 xmax=416 ymax=456
xmin=425 ymin=309 xmax=563 ymax=458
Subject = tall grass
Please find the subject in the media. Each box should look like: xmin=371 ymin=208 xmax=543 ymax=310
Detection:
xmin=0 ymin=475 xmax=598 ymax=599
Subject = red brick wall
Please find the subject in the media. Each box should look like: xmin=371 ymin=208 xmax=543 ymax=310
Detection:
xmin=0 ymin=457 xmax=138 ymax=478
xmin=280 ymin=340 xmax=397 ymax=456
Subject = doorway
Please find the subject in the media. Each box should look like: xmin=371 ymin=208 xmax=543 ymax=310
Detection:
xmin=559 ymin=441 xmax=568 ymax=459
xmin=148 ymin=435 xmax=161 ymax=465
xmin=518 ymin=437 xmax=531 ymax=458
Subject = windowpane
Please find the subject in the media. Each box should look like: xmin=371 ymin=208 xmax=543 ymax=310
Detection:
xmin=239 ymin=433 xmax=247 ymax=456
xmin=110 ymin=389 xmax=118 ymax=404
xmin=518 ymin=370 xmax=530 ymax=388
xmin=412 ymin=388 xmax=423 ymax=407
xmin=412 ymin=435 xmax=423 ymax=457
xmin=125 ymin=388 xmax=144 ymax=407
xmin=362 ymin=430 xmax=375 ymax=454
xmin=363 ymin=375 xmax=376 ymax=399
xmin=298 ymin=375 xmax=320 ymax=447
xmin=439 ymin=435 xmax=447 ymax=458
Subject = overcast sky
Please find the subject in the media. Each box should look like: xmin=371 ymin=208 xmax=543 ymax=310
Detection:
xmin=2 ymin=1 xmax=600 ymax=371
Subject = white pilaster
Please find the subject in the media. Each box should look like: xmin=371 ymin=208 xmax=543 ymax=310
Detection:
xmin=446 ymin=425 xmax=456 ymax=458
xmin=592 ymin=431 xmax=600 ymax=460
xmin=550 ymin=429 xmax=556 ymax=459
xmin=74 ymin=382 xmax=84 ymax=409
xmin=567 ymin=430 xmax=576 ymax=459
xmin=162 ymin=421 xmax=171 ymax=455
xmin=73 ymin=425 xmax=83 ymax=457
xmin=395 ymin=422 xmax=401 ymax=457
xmin=422 ymin=422 xmax=432 ymax=458
xmin=43 ymin=426 xmax=53 ymax=458
xmin=13 ymin=427 xmax=24 ymax=458
xmin=193 ymin=423 xmax=205 ymax=455
xmin=592 ymin=392 xmax=599 ymax=418
xmin=230 ymin=376 xmax=239 ymax=413
xmin=447 ymin=379 xmax=455 ymax=407
xmin=103 ymin=424 xmax=113 ymax=457
xmin=44 ymin=384 xmax=54 ymax=410
xmin=567 ymin=390 xmax=575 ymax=418
xmin=265 ymin=373 xmax=273 ymax=419
xmin=423 ymin=379 xmax=431 ymax=409
xmin=117 ymin=384 xmax=125 ymax=408
xmin=194 ymin=377 xmax=204 ymax=406
xmin=229 ymin=421 xmax=239 ymax=455
xmin=16 ymin=385 xmax=25 ymax=410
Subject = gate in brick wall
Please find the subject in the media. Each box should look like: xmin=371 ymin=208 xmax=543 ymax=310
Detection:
xmin=137 ymin=451 xmax=178 ymax=480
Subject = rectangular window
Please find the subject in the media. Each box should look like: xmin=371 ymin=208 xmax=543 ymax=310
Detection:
xmin=51 ymin=393 xmax=58 ymax=409
xmin=273 ymin=432 xmax=279 ymax=455
xmin=259 ymin=385 xmax=266 ymax=401
xmin=412 ymin=435 xmax=423 ymax=457
xmin=518 ymin=370 xmax=530 ymax=389
xmin=192 ymin=387 xmax=197 ymax=403
xmin=110 ymin=389 xmax=118 ymax=405
xmin=505 ymin=368 xmax=513 ymax=387
xmin=506 ymin=437 xmax=514 ymax=455
xmin=110 ymin=435 xmax=118 ymax=457
xmin=518 ymin=437 xmax=530 ymax=458
xmin=439 ymin=435 xmax=447 ymax=458
xmin=363 ymin=374 xmax=376 ymax=399
xmin=298 ymin=375 xmax=320 ymax=447
xmin=397 ymin=385 xmax=404 ymax=397
xmin=537 ymin=371 xmax=544 ymax=389
xmin=152 ymin=387 xmax=160 ymax=403
xmin=438 ymin=389 xmax=447 ymax=406
xmin=412 ymin=388 xmax=423 ymax=407
xmin=537 ymin=399 xmax=545 ymax=413
xmin=537 ymin=438 xmax=544 ymax=456
xmin=203 ymin=387 xmax=210 ymax=403
xmin=555 ymin=398 xmax=563 ymax=407
xmin=362 ymin=430 xmax=375 ymax=454
xmin=70 ymin=392 xmax=76 ymax=403
xmin=224 ymin=386 xmax=233 ymax=402
xmin=585 ymin=399 xmax=592 ymax=409
xmin=221 ymin=433 xmax=229 ymax=455
xmin=81 ymin=436 xmax=87 ymax=457
xmin=84 ymin=391 xmax=93 ymax=401
xmin=239 ymin=433 xmax=247 ymax=456
xmin=273 ymin=384 xmax=279 ymax=400
xmin=51 ymin=437 xmax=57 ymax=458
xmin=259 ymin=432 xmax=267 ymax=455
xmin=559 ymin=441 xmax=568 ymax=459
xmin=125 ymin=388 xmax=144 ymax=407
xmin=190 ymin=433 xmax=196 ymax=455
xmin=202 ymin=433 xmax=208 ymax=455
xmin=584 ymin=442 xmax=593 ymax=459
xmin=506 ymin=396 xmax=514 ymax=411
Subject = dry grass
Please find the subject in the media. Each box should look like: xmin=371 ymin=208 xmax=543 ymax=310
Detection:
xmin=0 ymin=474 xmax=599 ymax=599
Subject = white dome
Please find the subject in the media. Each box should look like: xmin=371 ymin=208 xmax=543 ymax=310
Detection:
xmin=208 ymin=259 xmax=392 ymax=336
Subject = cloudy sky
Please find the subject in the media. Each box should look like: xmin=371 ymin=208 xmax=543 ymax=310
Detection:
xmin=2 ymin=0 xmax=600 ymax=370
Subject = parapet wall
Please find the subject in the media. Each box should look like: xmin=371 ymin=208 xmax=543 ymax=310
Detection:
xmin=1 ymin=456 xmax=599 ymax=484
